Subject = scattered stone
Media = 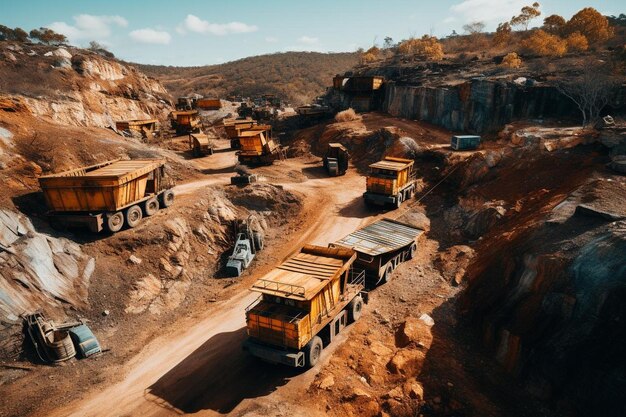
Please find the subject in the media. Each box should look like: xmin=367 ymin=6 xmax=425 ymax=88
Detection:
xmin=404 ymin=381 xmax=424 ymax=400
xmin=384 ymin=386 xmax=404 ymax=400
xmin=419 ymin=313 xmax=435 ymax=327
xmin=128 ymin=255 xmax=142 ymax=265
xmin=318 ymin=374 xmax=335 ymax=390
xmin=102 ymin=310 xmax=110 ymax=316
xmin=344 ymin=387 xmax=371 ymax=400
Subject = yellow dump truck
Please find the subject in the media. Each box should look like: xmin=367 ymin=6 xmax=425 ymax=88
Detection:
xmin=223 ymin=118 xmax=256 ymax=149
xmin=188 ymin=133 xmax=215 ymax=157
xmin=244 ymin=244 xmax=366 ymax=368
xmin=196 ymin=98 xmax=222 ymax=110
xmin=115 ymin=119 xmax=158 ymax=139
xmin=363 ymin=156 xmax=416 ymax=209
xmin=236 ymin=125 xmax=283 ymax=166
xmin=171 ymin=110 xmax=201 ymax=135
xmin=330 ymin=218 xmax=424 ymax=286
xmin=38 ymin=159 xmax=174 ymax=233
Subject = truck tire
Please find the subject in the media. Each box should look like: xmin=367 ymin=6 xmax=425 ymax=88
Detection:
xmin=348 ymin=295 xmax=364 ymax=323
xmin=125 ymin=205 xmax=143 ymax=228
xmin=408 ymin=242 xmax=417 ymax=260
xmin=161 ymin=190 xmax=175 ymax=208
xmin=382 ymin=263 xmax=394 ymax=284
xmin=253 ymin=232 xmax=264 ymax=252
xmin=395 ymin=193 xmax=403 ymax=209
xmin=144 ymin=197 xmax=159 ymax=216
xmin=106 ymin=212 xmax=124 ymax=233
xmin=304 ymin=336 xmax=323 ymax=368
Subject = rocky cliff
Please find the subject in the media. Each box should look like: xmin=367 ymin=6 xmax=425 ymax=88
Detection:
xmin=383 ymin=79 xmax=576 ymax=133
xmin=0 ymin=42 xmax=172 ymax=128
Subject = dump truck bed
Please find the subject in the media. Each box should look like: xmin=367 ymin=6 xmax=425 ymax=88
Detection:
xmin=39 ymin=159 xmax=166 ymax=212
xmin=369 ymin=156 xmax=414 ymax=171
xmin=333 ymin=218 xmax=423 ymax=256
xmin=251 ymin=245 xmax=356 ymax=301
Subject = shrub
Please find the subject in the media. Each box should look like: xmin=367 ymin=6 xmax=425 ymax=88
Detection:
xmin=493 ymin=22 xmax=512 ymax=46
xmin=361 ymin=46 xmax=381 ymax=63
xmin=520 ymin=29 xmax=567 ymax=56
xmin=397 ymin=35 xmax=444 ymax=60
xmin=335 ymin=108 xmax=360 ymax=122
xmin=543 ymin=14 xmax=566 ymax=35
xmin=500 ymin=52 xmax=523 ymax=68
xmin=29 ymin=27 xmax=67 ymax=45
xmin=566 ymin=7 xmax=614 ymax=44
xmin=566 ymin=32 xmax=589 ymax=52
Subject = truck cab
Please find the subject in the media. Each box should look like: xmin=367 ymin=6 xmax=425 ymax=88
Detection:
xmin=236 ymin=125 xmax=282 ymax=165
xmin=244 ymin=245 xmax=366 ymax=368
xmin=324 ymin=143 xmax=349 ymax=176
xmin=363 ymin=156 xmax=416 ymax=209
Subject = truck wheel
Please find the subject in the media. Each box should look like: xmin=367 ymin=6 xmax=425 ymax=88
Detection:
xmin=408 ymin=242 xmax=417 ymax=260
xmin=253 ymin=232 xmax=264 ymax=252
xmin=106 ymin=212 xmax=124 ymax=233
xmin=382 ymin=264 xmax=394 ymax=284
xmin=304 ymin=336 xmax=323 ymax=368
xmin=348 ymin=296 xmax=364 ymax=323
xmin=125 ymin=205 xmax=143 ymax=228
xmin=160 ymin=190 xmax=175 ymax=208
xmin=144 ymin=197 xmax=159 ymax=216
xmin=395 ymin=193 xmax=403 ymax=209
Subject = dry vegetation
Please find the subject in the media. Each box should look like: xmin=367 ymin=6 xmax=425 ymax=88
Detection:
xmin=135 ymin=51 xmax=359 ymax=105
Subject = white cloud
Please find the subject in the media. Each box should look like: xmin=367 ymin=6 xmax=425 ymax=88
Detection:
xmin=129 ymin=28 xmax=171 ymax=45
xmin=297 ymin=36 xmax=319 ymax=45
xmin=447 ymin=0 xmax=528 ymax=25
xmin=265 ymin=36 xmax=278 ymax=43
xmin=49 ymin=14 xmax=128 ymax=44
xmin=179 ymin=14 xmax=258 ymax=35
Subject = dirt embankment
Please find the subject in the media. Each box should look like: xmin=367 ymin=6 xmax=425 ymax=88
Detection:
xmin=1 ymin=41 xmax=172 ymax=128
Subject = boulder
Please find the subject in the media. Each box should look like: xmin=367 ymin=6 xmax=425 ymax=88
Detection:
xmin=387 ymin=348 xmax=426 ymax=376
xmin=318 ymin=374 xmax=335 ymax=390
xmin=403 ymin=381 xmax=424 ymax=400
xmin=396 ymin=317 xmax=434 ymax=349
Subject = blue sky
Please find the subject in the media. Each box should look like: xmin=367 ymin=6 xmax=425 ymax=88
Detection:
xmin=3 ymin=0 xmax=622 ymax=66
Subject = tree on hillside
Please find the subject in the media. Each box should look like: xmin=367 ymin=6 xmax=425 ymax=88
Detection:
xmin=493 ymin=22 xmax=512 ymax=46
xmin=29 ymin=27 xmax=67 ymax=45
xmin=566 ymin=8 xmax=613 ymax=44
xmin=511 ymin=2 xmax=541 ymax=31
xmin=463 ymin=21 xmax=485 ymax=35
xmin=607 ymin=14 xmax=626 ymax=27
xmin=383 ymin=36 xmax=394 ymax=49
xmin=0 ymin=25 xmax=29 ymax=42
xmin=397 ymin=35 xmax=444 ymax=61
xmin=88 ymin=41 xmax=115 ymax=58
xmin=557 ymin=64 xmax=614 ymax=126
xmin=543 ymin=14 xmax=566 ymax=35
xmin=520 ymin=29 xmax=567 ymax=56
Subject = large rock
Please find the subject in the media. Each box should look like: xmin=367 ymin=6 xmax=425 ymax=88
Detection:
xmin=387 ymin=348 xmax=426 ymax=376
xmin=396 ymin=317 xmax=434 ymax=349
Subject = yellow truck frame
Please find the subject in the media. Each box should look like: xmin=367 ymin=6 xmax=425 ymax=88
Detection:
xmin=115 ymin=119 xmax=158 ymax=139
xmin=38 ymin=159 xmax=175 ymax=233
xmin=223 ymin=118 xmax=256 ymax=149
xmin=170 ymin=110 xmax=201 ymax=135
xmin=236 ymin=125 xmax=283 ymax=166
xmin=363 ymin=156 xmax=416 ymax=209
xmin=188 ymin=133 xmax=215 ymax=157
xmin=244 ymin=245 xmax=366 ymax=368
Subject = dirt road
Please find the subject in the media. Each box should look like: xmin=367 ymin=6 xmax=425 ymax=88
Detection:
xmin=43 ymin=147 xmax=407 ymax=417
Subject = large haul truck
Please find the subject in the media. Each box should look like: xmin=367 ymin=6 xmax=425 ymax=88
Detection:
xmin=363 ymin=156 xmax=416 ymax=209
xmin=244 ymin=245 xmax=366 ymax=368
xmin=330 ymin=218 xmax=424 ymax=286
xmin=38 ymin=159 xmax=174 ymax=233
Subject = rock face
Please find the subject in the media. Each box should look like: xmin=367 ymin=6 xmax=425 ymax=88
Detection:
xmin=383 ymin=80 xmax=576 ymax=133
xmin=0 ymin=209 xmax=94 ymax=330
xmin=0 ymin=43 xmax=171 ymax=128
xmin=461 ymin=178 xmax=626 ymax=417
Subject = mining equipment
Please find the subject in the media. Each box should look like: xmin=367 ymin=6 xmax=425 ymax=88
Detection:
xmin=171 ymin=110 xmax=201 ymax=135
xmin=236 ymin=125 xmax=284 ymax=166
xmin=189 ymin=133 xmax=215 ymax=157
xmin=330 ymin=218 xmax=424 ymax=286
xmin=450 ymin=135 xmax=481 ymax=150
xmin=225 ymin=215 xmax=264 ymax=277
xmin=223 ymin=117 xmax=256 ymax=149
xmin=323 ymin=143 xmax=349 ymax=176
xmin=363 ymin=156 xmax=416 ymax=209
xmin=244 ymin=245 xmax=366 ymax=368
xmin=115 ymin=119 xmax=158 ymax=140
xmin=38 ymin=159 xmax=174 ymax=233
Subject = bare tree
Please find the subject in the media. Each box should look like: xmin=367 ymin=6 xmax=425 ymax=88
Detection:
xmin=557 ymin=65 xmax=614 ymax=127
xmin=463 ymin=21 xmax=485 ymax=35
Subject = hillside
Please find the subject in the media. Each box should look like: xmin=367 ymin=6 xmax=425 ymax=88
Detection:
xmin=135 ymin=51 xmax=359 ymax=105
